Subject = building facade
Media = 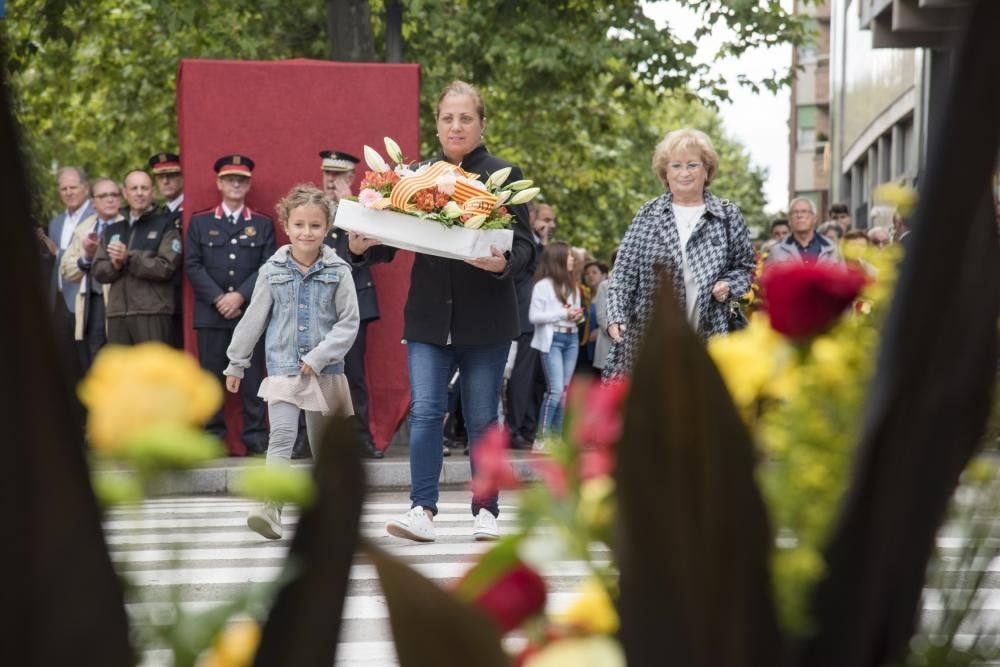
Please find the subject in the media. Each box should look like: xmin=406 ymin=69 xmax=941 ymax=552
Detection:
xmin=794 ymin=0 xmax=970 ymax=229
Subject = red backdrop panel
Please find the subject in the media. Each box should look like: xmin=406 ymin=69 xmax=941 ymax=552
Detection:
xmin=176 ymin=58 xmax=418 ymax=454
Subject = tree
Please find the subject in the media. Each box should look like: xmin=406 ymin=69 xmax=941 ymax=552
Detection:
xmin=5 ymin=0 xmax=809 ymax=248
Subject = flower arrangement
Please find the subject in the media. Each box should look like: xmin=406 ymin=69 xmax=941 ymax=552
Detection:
xmin=356 ymin=137 xmax=540 ymax=230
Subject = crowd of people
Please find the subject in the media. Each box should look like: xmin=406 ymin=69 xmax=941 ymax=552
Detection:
xmin=37 ymin=78 xmax=920 ymax=543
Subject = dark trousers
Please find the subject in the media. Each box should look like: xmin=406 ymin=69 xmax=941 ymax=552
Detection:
xmin=81 ymin=292 xmax=107 ymax=371
xmin=107 ymin=314 xmax=173 ymax=345
xmin=344 ymin=320 xmax=374 ymax=446
xmin=505 ymin=330 xmax=545 ymax=441
xmin=196 ymin=327 xmax=268 ymax=451
xmin=52 ymin=298 xmax=83 ymax=377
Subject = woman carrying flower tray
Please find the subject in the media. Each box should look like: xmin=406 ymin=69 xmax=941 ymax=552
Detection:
xmin=380 ymin=80 xmax=538 ymax=543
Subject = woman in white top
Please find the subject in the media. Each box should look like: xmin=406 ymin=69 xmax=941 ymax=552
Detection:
xmin=529 ymin=241 xmax=584 ymax=442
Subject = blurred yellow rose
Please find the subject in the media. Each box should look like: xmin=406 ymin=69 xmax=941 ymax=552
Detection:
xmin=708 ymin=316 xmax=789 ymax=408
xmin=557 ymin=577 xmax=619 ymax=635
xmin=873 ymin=182 xmax=918 ymax=217
xmin=525 ymin=636 xmax=625 ymax=667
xmin=197 ymin=620 xmax=260 ymax=667
xmin=79 ymin=343 xmax=223 ymax=454
xmin=577 ymin=477 xmax=615 ymax=532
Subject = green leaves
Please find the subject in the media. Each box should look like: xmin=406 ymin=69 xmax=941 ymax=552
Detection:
xmin=231 ymin=465 xmax=316 ymax=507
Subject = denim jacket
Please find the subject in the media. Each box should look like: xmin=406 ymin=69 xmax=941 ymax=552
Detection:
xmin=224 ymin=244 xmax=360 ymax=378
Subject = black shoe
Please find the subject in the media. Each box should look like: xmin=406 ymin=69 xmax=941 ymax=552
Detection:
xmin=362 ymin=440 xmax=384 ymax=459
xmin=290 ymin=436 xmax=311 ymax=460
xmin=510 ymin=434 xmax=534 ymax=451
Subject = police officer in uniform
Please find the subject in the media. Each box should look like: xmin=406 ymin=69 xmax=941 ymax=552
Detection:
xmin=321 ymin=150 xmax=396 ymax=459
xmin=185 ymin=155 xmax=274 ymax=455
xmin=149 ymin=152 xmax=185 ymax=348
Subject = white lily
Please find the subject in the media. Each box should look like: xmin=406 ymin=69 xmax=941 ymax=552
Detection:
xmin=463 ymin=214 xmax=487 ymax=229
xmin=506 ymin=179 xmax=533 ymax=191
xmin=442 ymin=201 xmax=464 ymax=219
xmin=483 ymin=166 xmax=512 ymax=190
xmin=493 ymin=190 xmax=512 ymax=208
xmin=384 ymin=137 xmax=404 ymax=165
xmin=363 ymin=145 xmax=389 ymax=173
xmin=508 ymin=187 xmax=541 ymax=205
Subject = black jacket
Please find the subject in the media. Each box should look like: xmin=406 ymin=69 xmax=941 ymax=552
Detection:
xmin=184 ymin=205 xmax=276 ymax=329
xmin=402 ymin=145 xmax=536 ymax=345
xmin=514 ymin=235 xmax=544 ymax=334
xmin=325 ymin=226 xmax=397 ymax=323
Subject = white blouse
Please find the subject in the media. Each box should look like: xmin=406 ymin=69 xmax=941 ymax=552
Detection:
xmin=672 ymin=203 xmax=706 ymax=329
xmin=528 ymin=277 xmax=580 ymax=353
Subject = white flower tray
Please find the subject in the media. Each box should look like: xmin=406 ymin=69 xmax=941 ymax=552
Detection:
xmin=334 ymin=199 xmax=514 ymax=261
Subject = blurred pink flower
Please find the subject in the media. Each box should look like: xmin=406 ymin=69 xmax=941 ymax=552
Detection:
xmin=471 ymin=425 xmax=519 ymax=498
xmin=580 ymin=448 xmax=615 ymax=480
xmin=570 ymin=378 xmax=630 ymax=452
xmin=531 ymin=457 xmax=569 ymax=499
xmin=358 ymin=188 xmax=382 ymax=208
xmin=468 ymin=561 xmax=547 ymax=634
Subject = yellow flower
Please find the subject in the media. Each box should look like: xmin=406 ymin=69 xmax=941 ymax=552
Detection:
xmin=79 ymin=343 xmax=223 ymax=454
xmin=708 ymin=316 xmax=788 ymax=408
xmin=577 ymin=476 xmax=615 ymax=532
xmin=525 ymin=636 xmax=625 ymax=667
xmin=198 ymin=620 xmax=260 ymax=667
xmin=556 ymin=578 xmax=619 ymax=635
xmin=873 ymin=182 xmax=918 ymax=217
xmin=810 ymin=338 xmax=851 ymax=388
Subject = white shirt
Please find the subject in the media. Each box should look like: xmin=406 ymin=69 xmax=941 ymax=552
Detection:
xmin=57 ymin=203 xmax=91 ymax=290
xmin=222 ymin=203 xmax=244 ymax=223
xmin=59 ymin=204 xmax=90 ymax=251
xmin=672 ymin=203 xmax=706 ymax=329
xmin=529 ymin=277 xmax=580 ymax=353
xmin=168 ymin=193 xmax=184 ymax=212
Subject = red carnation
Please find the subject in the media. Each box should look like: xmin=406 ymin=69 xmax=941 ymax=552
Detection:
xmin=470 ymin=561 xmax=547 ymax=634
xmin=760 ymin=262 xmax=869 ymax=339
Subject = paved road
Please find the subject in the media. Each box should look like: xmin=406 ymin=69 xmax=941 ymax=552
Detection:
xmin=105 ymin=489 xmax=600 ymax=666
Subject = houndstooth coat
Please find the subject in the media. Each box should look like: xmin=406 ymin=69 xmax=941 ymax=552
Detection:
xmin=603 ymin=189 xmax=755 ymax=377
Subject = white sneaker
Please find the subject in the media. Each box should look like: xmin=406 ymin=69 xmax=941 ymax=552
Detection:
xmin=473 ymin=509 xmax=499 ymax=541
xmin=247 ymin=502 xmax=283 ymax=540
xmin=386 ymin=506 xmax=436 ymax=542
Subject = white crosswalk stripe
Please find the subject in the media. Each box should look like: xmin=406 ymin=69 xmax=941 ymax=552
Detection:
xmin=104 ymin=490 xmax=592 ymax=666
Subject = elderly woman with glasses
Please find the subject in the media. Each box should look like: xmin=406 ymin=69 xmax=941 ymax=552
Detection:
xmin=603 ymin=128 xmax=755 ymax=378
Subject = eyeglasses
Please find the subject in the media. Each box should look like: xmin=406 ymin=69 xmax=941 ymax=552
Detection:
xmin=94 ymin=192 xmax=121 ymax=199
xmin=667 ymin=162 xmax=703 ymax=172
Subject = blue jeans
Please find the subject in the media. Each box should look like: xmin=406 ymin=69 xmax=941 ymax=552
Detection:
xmin=538 ymin=331 xmax=579 ymax=437
xmin=407 ymin=341 xmax=510 ymax=517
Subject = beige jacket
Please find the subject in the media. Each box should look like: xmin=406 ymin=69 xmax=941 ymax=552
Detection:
xmin=60 ymin=213 xmax=120 ymax=340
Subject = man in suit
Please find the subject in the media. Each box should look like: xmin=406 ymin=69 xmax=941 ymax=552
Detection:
xmin=506 ymin=201 xmax=547 ymax=449
xmin=321 ymin=150 xmax=395 ymax=459
xmin=149 ymin=152 xmax=185 ymax=348
xmin=185 ymin=155 xmax=274 ymax=455
xmin=59 ymin=177 xmax=124 ymax=369
xmin=48 ymin=166 xmax=95 ymax=378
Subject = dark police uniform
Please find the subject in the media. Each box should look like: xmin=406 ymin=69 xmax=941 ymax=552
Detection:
xmin=320 ymin=150 xmax=396 ymax=456
xmin=149 ymin=152 xmax=185 ymax=348
xmin=185 ymin=155 xmax=275 ymax=454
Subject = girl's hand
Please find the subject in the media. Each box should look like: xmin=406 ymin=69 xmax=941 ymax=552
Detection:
xmin=225 ymin=376 xmax=241 ymax=393
xmin=300 ymin=361 xmax=316 ymax=376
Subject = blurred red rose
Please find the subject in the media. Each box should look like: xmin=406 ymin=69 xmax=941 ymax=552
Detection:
xmin=761 ymin=262 xmax=869 ymax=339
xmin=569 ymin=378 xmax=630 ymax=452
xmin=471 ymin=561 xmax=547 ymax=634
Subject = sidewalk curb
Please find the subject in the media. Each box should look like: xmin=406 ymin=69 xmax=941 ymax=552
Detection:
xmin=94 ymin=457 xmax=539 ymax=497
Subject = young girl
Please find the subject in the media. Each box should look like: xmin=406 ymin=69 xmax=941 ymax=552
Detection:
xmin=529 ymin=241 xmax=583 ymax=449
xmin=224 ymin=184 xmax=360 ymax=540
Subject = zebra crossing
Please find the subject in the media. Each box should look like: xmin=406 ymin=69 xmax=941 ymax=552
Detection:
xmin=103 ymin=490 xmax=598 ymax=666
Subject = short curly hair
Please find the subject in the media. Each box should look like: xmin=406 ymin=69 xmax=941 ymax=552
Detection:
xmin=651 ymin=128 xmax=719 ymax=189
xmin=274 ymin=183 xmax=331 ymax=224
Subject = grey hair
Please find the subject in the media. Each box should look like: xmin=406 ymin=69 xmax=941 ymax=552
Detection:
xmin=788 ymin=197 xmax=816 ymax=215
xmin=57 ymin=166 xmax=89 ymax=191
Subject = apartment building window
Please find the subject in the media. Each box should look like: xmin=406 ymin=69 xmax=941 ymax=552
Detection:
xmin=797 ymin=105 xmax=818 ymax=147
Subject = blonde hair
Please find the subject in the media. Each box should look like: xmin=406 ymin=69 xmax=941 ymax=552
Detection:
xmin=651 ymin=128 xmax=719 ymax=189
xmin=275 ymin=184 xmax=331 ymax=224
xmin=436 ymin=80 xmax=486 ymax=121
